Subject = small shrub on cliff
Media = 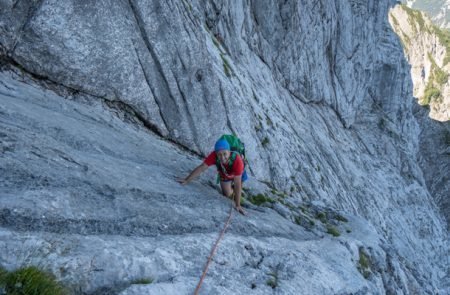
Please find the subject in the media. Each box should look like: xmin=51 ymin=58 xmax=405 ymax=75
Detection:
xmin=421 ymin=87 xmax=441 ymax=105
xmin=431 ymin=24 xmax=450 ymax=65
xmin=0 ymin=267 xmax=7 ymax=283
xmin=357 ymin=248 xmax=372 ymax=279
xmin=316 ymin=212 xmax=327 ymax=223
xmin=0 ymin=266 xmax=66 ymax=295
xmin=326 ymin=226 xmax=340 ymax=237
xmin=266 ymin=269 xmax=279 ymax=289
xmin=402 ymin=4 xmax=427 ymax=32
xmin=335 ymin=214 xmax=348 ymax=223
xmin=435 ymin=67 xmax=449 ymax=85
xmin=428 ymin=53 xmax=449 ymax=86
xmin=247 ymin=193 xmax=275 ymax=206
xmin=131 ymin=277 xmax=153 ymax=285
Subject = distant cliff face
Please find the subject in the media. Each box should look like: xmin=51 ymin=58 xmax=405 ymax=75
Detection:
xmin=389 ymin=5 xmax=450 ymax=230
xmin=0 ymin=0 xmax=448 ymax=293
xmin=390 ymin=4 xmax=450 ymax=121
xmin=404 ymin=0 xmax=450 ymax=29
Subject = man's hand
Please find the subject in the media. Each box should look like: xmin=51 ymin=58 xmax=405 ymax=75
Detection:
xmin=176 ymin=177 xmax=189 ymax=185
xmin=176 ymin=163 xmax=208 ymax=186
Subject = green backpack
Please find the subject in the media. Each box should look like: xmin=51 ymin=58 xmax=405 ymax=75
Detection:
xmin=215 ymin=134 xmax=247 ymax=181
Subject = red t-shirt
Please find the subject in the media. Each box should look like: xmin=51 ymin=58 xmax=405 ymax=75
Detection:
xmin=204 ymin=151 xmax=244 ymax=180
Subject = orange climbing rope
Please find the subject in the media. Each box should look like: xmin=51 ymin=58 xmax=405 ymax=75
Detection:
xmin=193 ymin=201 xmax=234 ymax=295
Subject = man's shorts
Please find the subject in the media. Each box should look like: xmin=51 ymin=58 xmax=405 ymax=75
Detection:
xmin=221 ymin=170 xmax=248 ymax=183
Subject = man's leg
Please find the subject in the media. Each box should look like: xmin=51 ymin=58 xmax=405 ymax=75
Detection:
xmin=220 ymin=180 xmax=233 ymax=198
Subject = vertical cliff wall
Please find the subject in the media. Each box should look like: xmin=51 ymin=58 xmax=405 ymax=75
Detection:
xmin=390 ymin=4 xmax=450 ymax=121
xmin=1 ymin=0 xmax=448 ymax=293
xmin=389 ymin=5 xmax=450 ymax=229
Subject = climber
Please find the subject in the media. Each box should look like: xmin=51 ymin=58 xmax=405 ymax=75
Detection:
xmin=177 ymin=136 xmax=248 ymax=215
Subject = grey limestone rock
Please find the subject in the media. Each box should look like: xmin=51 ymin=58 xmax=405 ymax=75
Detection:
xmin=0 ymin=0 xmax=448 ymax=293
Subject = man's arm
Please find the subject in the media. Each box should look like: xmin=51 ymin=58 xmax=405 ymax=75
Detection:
xmin=177 ymin=163 xmax=209 ymax=185
xmin=233 ymin=175 xmax=245 ymax=215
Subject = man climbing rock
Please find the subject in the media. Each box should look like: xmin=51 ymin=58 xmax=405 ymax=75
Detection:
xmin=177 ymin=136 xmax=248 ymax=215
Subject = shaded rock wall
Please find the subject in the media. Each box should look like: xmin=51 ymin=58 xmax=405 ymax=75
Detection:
xmin=389 ymin=5 xmax=450 ymax=227
xmin=0 ymin=0 xmax=448 ymax=293
xmin=390 ymin=4 xmax=450 ymax=121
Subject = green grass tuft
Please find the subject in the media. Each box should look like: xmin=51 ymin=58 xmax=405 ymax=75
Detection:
xmin=254 ymin=122 xmax=262 ymax=132
xmin=266 ymin=270 xmax=278 ymax=289
xmin=316 ymin=212 xmax=327 ymax=223
xmin=0 ymin=267 xmax=7 ymax=283
xmin=326 ymin=226 xmax=340 ymax=237
xmin=431 ymin=24 xmax=450 ymax=65
xmin=359 ymin=252 xmax=369 ymax=269
xmin=271 ymin=189 xmax=287 ymax=198
xmin=435 ymin=67 xmax=449 ymax=85
xmin=402 ymin=4 xmax=427 ymax=32
xmin=266 ymin=278 xmax=277 ymax=289
xmin=247 ymin=193 xmax=274 ymax=206
xmin=131 ymin=278 xmax=153 ymax=285
xmin=422 ymin=87 xmax=441 ymax=105
xmin=261 ymin=137 xmax=270 ymax=147
xmin=357 ymin=248 xmax=371 ymax=279
xmin=335 ymin=215 xmax=348 ymax=223
xmin=390 ymin=13 xmax=400 ymax=27
xmin=0 ymin=266 xmax=66 ymax=295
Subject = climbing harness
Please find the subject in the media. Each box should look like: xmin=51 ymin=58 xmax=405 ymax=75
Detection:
xmin=193 ymin=200 xmax=234 ymax=295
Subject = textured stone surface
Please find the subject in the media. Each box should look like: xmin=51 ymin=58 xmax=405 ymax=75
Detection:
xmin=390 ymin=4 xmax=450 ymax=121
xmin=403 ymin=0 xmax=450 ymax=29
xmin=389 ymin=4 xmax=450 ymax=228
xmin=0 ymin=0 xmax=449 ymax=293
xmin=413 ymin=103 xmax=450 ymax=227
xmin=0 ymin=72 xmax=393 ymax=294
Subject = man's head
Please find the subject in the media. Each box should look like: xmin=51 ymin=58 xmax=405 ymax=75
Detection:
xmin=215 ymin=139 xmax=230 ymax=164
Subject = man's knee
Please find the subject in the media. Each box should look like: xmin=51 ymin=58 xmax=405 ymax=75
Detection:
xmin=220 ymin=183 xmax=233 ymax=197
xmin=222 ymin=189 xmax=232 ymax=197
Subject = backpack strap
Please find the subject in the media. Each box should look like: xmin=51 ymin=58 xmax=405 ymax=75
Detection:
xmin=215 ymin=152 xmax=237 ymax=178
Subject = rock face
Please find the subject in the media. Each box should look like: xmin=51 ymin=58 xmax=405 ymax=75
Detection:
xmin=390 ymin=4 xmax=450 ymax=121
xmin=0 ymin=0 xmax=448 ymax=294
xmin=0 ymin=71 xmax=396 ymax=294
xmin=413 ymin=102 xmax=450 ymax=238
xmin=389 ymin=4 xmax=450 ymax=232
xmin=404 ymin=0 xmax=450 ymax=29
